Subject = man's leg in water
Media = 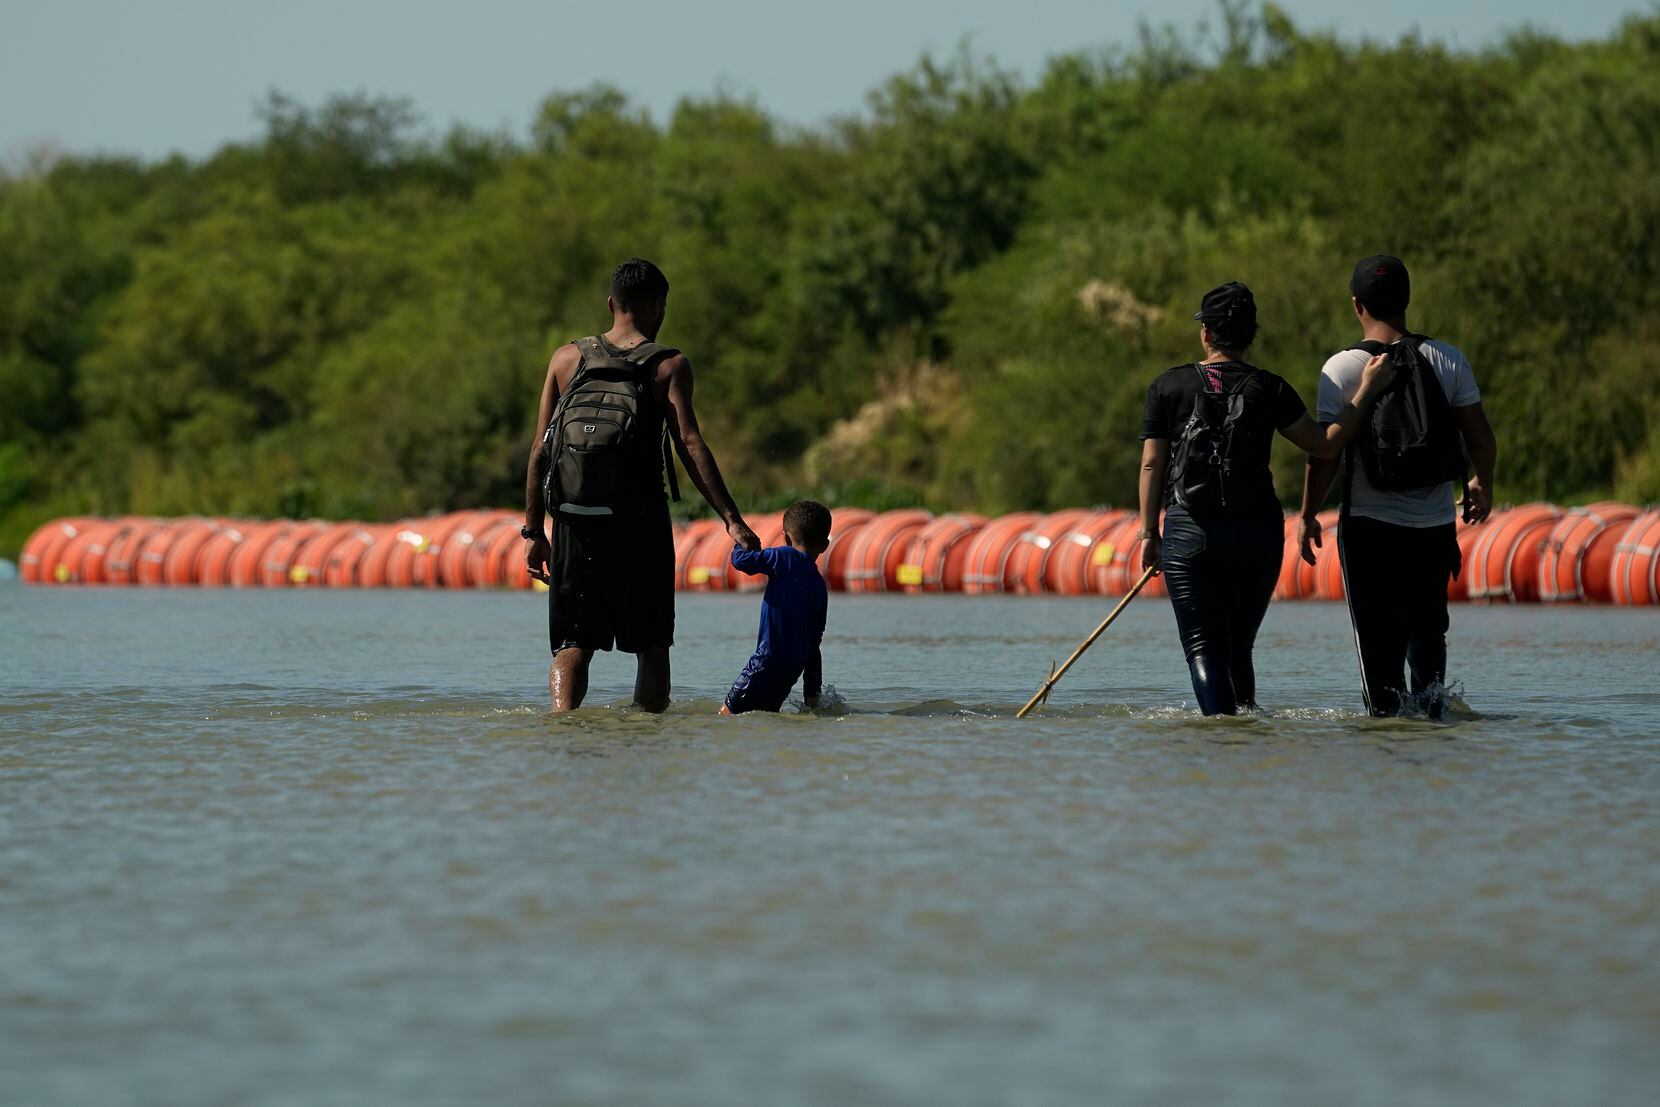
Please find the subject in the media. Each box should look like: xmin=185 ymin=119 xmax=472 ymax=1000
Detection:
xmin=635 ymin=646 xmax=670 ymax=713
xmin=550 ymin=647 xmax=593 ymax=713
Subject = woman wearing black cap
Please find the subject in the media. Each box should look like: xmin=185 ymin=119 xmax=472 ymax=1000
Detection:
xmin=1137 ymin=281 xmax=1394 ymax=715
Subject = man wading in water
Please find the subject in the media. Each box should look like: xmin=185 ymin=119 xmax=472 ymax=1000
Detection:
xmin=523 ymin=258 xmax=758 ymax=713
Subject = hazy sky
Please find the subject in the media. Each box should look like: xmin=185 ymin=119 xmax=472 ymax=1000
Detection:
xmin=3 ymin=0 xmax=1649 ymax=160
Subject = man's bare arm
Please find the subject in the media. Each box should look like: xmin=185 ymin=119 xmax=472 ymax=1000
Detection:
xmin=1138 ymin=438 xmax=1169 ymax=573
xmin=523 ymin=345 xmax=577 ymax=581
xmin=1297 ymin=455 xmax=1342 ymax=565
xmin=661 ymin=353 xmax=758 ymax=550
xmin=1454 ymin=402 xmax=1497 ymax=524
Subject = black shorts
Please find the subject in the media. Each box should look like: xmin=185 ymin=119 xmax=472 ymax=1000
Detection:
xmin=548 ymin=501 xmax=675 ymax=655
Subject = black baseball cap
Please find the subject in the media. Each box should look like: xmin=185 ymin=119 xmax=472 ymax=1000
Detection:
xmin=1350 ymin=255 xmax=1410 ymax=309
xmin=1192 ymin=281 xmax=1256 ymax=326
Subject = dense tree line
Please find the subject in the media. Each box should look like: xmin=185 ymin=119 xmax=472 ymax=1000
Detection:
xmin=4 ymin=3 xmax=1659 ymax=555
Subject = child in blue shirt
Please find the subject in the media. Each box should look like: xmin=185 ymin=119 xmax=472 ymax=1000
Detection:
xmin=720 ymin=501 xmax=832 ymax=714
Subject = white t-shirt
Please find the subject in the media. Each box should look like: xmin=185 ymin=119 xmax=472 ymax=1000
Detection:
xmin=1316 ymin=338 xmax=1481 ymax=528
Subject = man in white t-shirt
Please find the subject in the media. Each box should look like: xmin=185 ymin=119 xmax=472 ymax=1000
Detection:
xmin=1298 ymin=256 xmax=1499 ymax=716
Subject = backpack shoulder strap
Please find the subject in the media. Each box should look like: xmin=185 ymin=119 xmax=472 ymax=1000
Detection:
xmin=618 ymin=341 xmax=679 ymax=369
xmin=1348 ymin=340 xmax=1387 ymax=355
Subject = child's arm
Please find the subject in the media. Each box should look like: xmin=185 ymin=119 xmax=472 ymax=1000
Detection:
xmin=730 ymin=546 xmax=778 ymax=577
xmin=803 ymin=591 xmax=827 ymax=708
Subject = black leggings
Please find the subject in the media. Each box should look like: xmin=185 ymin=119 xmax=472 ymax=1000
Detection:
xmin=1160 ymin=505 xmax=1284 ymax=715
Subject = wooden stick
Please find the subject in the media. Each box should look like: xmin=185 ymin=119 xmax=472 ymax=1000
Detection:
xmin=1016 ymin=565 xmax=1159 ymax=719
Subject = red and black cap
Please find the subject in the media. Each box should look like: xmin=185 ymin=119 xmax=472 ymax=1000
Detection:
xmin=1350 ymin=255 xmax=1410 ymax=309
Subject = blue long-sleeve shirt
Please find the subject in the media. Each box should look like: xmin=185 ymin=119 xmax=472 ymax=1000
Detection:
xmin=729 ymin=545 xmax=828 ymax=701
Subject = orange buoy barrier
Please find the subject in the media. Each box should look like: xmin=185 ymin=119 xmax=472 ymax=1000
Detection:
xmin=286 ymin=522 xmax=359 ymax=587
xmin=843 ymin=509 xmax=932 ymax=593
xmin=25 ymin=516 xmax=96 ymax=584
xmin=1090 ymin=515 xmax=1168 ymax=599
xmin=961 ymin=512 xmax=1042 ymax=594
xmin=434 ymin=511 xmax=508 ymax=589
xmin=1466 ymin=503 xmax=1563 ymax=603
xmin=379 ymin=525 xmax=432 ymax=589
xmin=54 ymin=519 xmax=125 ymax=584
xmin=733 ymin=513 xmax=786 ymax=593
xmin=158 ymin=519 xmax=222 ymax=585
xmin=898 ymin=513 xmax=988 ymax=593
xmin=1273 ymin=515 xmax=1304 ymax=600
xmin=497 ymin=522 xmax=539 ymax=590
xmin=818 ymin=508 xmax=875 ymax=591
xmin=1002 ymin=509 xmax=1094 ymax=595
xmin=257 ymin=522 xmax=324 ymax=588
xmin=1040 ymin=510 xmax=1131 ymax=596
xmin=135 ymin=518 xmax=199 ymax=586
xmin=355 ymin=522 xmax=410 ymax=588
xmin=685 ymin=519 xmax=750 ymax=592
xmin=1609 ymin=511 xmax=1660 ymax=606
xmin=196 ymin=523 xmax=257 ymax=586
xmin=464 ymin=518 xmax=519 ymax=588
xmin=223 ymin=521 xmax=292 ymax=587
xmin=1537 ymin=502 xmax=1641 ymax=604
xmin=674 ymin=519 xmax=723 ymax=590
xmin=322 ymin=525 xmax=385 ymax=588
xmin=1311 ymin=526 xmax=1346 ymax=601
xmin=1446 ymin=520 xmax=1485 ymax=603
xmin=103 ymin=519 xmax=166 ymax=585
xmin=409 ymin=513 xmax=476 ymax=588
xmin=1292 ymin=511 xmax=1341 ymax=600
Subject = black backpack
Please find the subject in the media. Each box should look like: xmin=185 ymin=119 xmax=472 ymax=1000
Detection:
xmin=1347 ymin=335 xmax=1466 ymax=493
xmin=1168 ymin=364 xmax=1261 ymax=514
xmin=541 ymin=336 xmax=681 ymax=518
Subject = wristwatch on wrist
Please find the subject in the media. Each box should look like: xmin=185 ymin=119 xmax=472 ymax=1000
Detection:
xmin=520 ymin=523 xmax=540 ymax=540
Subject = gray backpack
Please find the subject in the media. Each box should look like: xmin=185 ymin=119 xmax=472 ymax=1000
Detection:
xmin=541 ymin=336 xmax=680 ymax=517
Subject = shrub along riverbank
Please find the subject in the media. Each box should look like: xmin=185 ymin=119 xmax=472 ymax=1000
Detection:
xmin=4 ymin=4 xmax=1659 ymax=557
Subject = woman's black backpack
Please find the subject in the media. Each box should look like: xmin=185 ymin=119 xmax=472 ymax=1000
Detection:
xmin=540 ymin=337 xmax=680 ymax=518
xmin=1348 ymin=336 xmax=1466 ymax=492
xmin=1168 ymin=364 xmax=1261 ymax=514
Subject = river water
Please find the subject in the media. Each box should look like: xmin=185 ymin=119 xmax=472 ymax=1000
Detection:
xmin=3 ymin=584 xmax=1657 ymax=1106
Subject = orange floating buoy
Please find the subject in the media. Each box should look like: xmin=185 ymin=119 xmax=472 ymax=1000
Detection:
xmin=1273 ymin=514 xmax=1304 ymax=601
xmin=1293 ymin=510 xmax=1341 ymax=599
xmin=25 ymin=516 xmax=97 ymax=585
xmin=354 ymin=522 xmax=410 ymax=588
xmin=461 ymin=517 xmax=519 ymax=588
xmin=288 ymin=522 xmax=364 ymax=587
xmin=195 ymin=524 xmax=252 ymax=587
xmin=134 ymin=518 xmax=199 ymax=586
xmin=497 ymin=519 xmax=545 ymax=590
xmin=959 ymin=513 xmax=1041 ymax=594
xmin=898 ymin=513 xmax=988 ymax=593
xmin=1001 ymin=509 xmax=1094 ymax=595
xmin=673 ymin=519 xmax=723 ymax=591
xmin=158 ymin=519 xmax=222 ymax=585
xmin=408 ymin=512 xmax=477 ymax=588
xmin=224 ymin=521 xmax=294 ymax=587
xmin=685 ymin=522 xmax=742 ymax=592
xmin=1537 ymin=502 xmax=1641 ymax=604
xmin=1311 ymin=528 xmax=1346 ymax=601
xmin=1038 ymin=510 xmax=1130 ymax=596
xmin=1446 ymin=520 xmax=1486 ymax=603
xmin=817 ymin=508 xmax=875 ymax=592
xmin=380 ymin=525 xmax=432 ymax=589
xmin=1608 ymin=510 xmax=1660 ymax=606
xmin=1466 ymin=503 xmax=1563 ymax=603
xmin=104 ymin=519 xmax=168 ymax=585
xmin=433 ymin=511 xmax=509 ymax=589
xmin=54 ymin=519 xmax=124 ymax=584
xmin=843 ymin=509 xmax=932 ymax=593
xmin=733 ymin=513 xmax=785 ymax=593
xmin=257 ymin=523 xmax=324 ymax=588
xmin=321 ymin=525 xmax=385 ymax=588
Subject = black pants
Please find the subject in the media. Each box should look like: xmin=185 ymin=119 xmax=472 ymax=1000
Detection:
xmin=1161 ymin=505 xmax=1283 ymax=716
xmin=1337 ymin=515 xmax=1460 ymax=717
